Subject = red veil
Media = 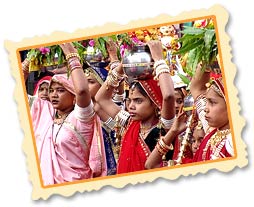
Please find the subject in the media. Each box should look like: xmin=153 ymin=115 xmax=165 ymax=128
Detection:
xmin=193 ymin=74 xmax=229 ymax=161
xmin=117 ymin=78 xmax=163 ymax=174
xmin=117 ymin=120 xmax=147 ymax=174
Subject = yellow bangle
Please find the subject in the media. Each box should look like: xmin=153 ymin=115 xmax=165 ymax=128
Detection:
xmin=66 ymin=53 xmax=80 ymax=60
xmin=22 ymin=59 xmax=30 ymax=72
xmin=160 ymin=137 xmax=174 ymax=150
xmin=156 ymin=143 xmax=167 ymax=156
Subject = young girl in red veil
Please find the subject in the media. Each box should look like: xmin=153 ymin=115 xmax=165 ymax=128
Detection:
xmin=145 ymin=63 xmax=234 ymax=168
xmin=190 ymin=67 xmax=234 ymax=161
xmin=95 ymin=40 xmax=176 ymax=174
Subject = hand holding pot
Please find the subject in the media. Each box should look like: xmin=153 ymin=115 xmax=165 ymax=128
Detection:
xmin=146 ymin=40 xmax=164 ymax=62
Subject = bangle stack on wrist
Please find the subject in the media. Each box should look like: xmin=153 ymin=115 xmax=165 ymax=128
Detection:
xmin=109 ymin=60 xmax=120 ymax=70
xmin=106 ymin=68 xmax=125 ymax=90
xmin=22 ymin=59 xmax=30 ymax=72
xmin=112 ymin=92 xmax=125 ymax=103
xmin=66 ymin=53 xmax=80 ymax=60
xmin=153 ymin=59 xmax=170 ymax=80
xmin=66 ymin=53 xmax=82 ymax=73
xmin=156 ymin=136 xmax=174 ymax=156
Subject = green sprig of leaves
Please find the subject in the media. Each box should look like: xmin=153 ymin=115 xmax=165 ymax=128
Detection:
xmin=174 ymin=24 xmax=218 ymax=77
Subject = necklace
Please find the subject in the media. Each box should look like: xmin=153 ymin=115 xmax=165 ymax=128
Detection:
xmin=202 ymin=128 xmax=231 ymax=160
xmin=139 ymin=122 xmax=157 ymax=140
xmin=52 ymin=111 xmax=70 ymax=145
xmin=53 ymin=111 xmax=70 ymax=124
xmin=210 ymin=129 xmax=231 ymax=147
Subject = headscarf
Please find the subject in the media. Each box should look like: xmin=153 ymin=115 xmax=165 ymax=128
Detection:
xmin=50 ymin=73 xmax=75 ymax=95
xmin=33 ymin=76 xmax=52 ymax=97
xmin=206 ymin=73 xmax=225 ymax=100
xmin=137 ymin=78 xmax=163 ymax=110
xmin=84 ymin=62 xmax=108 ymax=85
xmin=117 ymin=78 xmax=163 ymax=174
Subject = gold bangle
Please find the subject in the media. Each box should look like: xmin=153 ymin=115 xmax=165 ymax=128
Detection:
xmin=109 ymin=60 xmax=120 ymax=67
xmin=70 ymin=67 xmax=83 ymax=73
xmin=154 ymin=59 xmax=167 ymax=68
xmin=156 ymin=143 xmax=167 ymax=156
xmin=160 ymin=137 xmax=174 ymax=150
xmin=66 ymin=53 xmax=80 ymax=60
xmin=22 ymin=59 xmax=30 ymax=71
xmin=158 ymin=140 xmax=169 ymax=154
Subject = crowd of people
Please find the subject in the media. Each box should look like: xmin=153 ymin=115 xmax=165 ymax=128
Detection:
xmin=21 ymin=29 xmax=234 ymax=186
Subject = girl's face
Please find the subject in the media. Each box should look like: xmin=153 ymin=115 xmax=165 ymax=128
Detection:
xmin=191 ymin=128 xmax=205 ymax=155
xmin=128 ymin=87 xmax=157 ymax=122
xmin=38 ymin=82 xmax=49 ymax=101
xmin=205 ymin=88 xmax=229 ymax=130
xmin=87 ymin=75 xmax=101 ymax=100
xmin=49 ymin=82 xmax=75 ymax=112
xmin=174 ymin=89 xmax=184 ymax=115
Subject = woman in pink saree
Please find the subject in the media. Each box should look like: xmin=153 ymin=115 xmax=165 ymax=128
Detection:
xmin=29 ymin=43 xmax=106 ymax=186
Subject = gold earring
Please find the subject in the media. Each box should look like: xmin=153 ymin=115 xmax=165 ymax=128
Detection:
xmin=155 ymin=107 xmax=161 ymax=117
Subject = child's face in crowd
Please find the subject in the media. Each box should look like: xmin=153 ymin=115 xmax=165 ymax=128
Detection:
xmin=87 ymin=75 xmax=101 ymax=100
xmin=191 ymin=127 xmax=205 ymax=155
xmin=205 ymin=88 xmax=229 ymax=130
xmin=128 ymin=87 xmax=157 ymax=122
xmin=38 ymin=83 xmax=49 ymax=101
xmin=174 ymin=89 xmax=184 ymax=115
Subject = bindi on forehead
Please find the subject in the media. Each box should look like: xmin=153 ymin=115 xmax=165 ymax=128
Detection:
xmin=129 ymin=88 xmax=142 ymax=97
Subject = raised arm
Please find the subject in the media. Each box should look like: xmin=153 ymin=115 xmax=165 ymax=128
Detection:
xmin=95 ymin=40 xmax=125 ymax=118
xmin=21 ymin=58 xmax=30 ymax=82
xmin=60 ymin=43 xmax=91 ymax=108
xmin=147 ymin=40 xmax=175 ymax=120
xmin=189 ymin=63 xmax=211 ymax=100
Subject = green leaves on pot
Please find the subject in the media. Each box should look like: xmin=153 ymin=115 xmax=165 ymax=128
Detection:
xmin=72 ymin=41 xmax=86 ymax=65
xmin=174 ymin=23 xmax=218 ymax=77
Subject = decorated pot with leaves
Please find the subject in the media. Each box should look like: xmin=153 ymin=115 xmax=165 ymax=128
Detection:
xmin=84 ymin=46 xmax=104 ymax=63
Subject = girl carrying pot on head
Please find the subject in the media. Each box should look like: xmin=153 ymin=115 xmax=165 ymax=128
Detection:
xmin=95 ymin=40 xmax=176 ymax=174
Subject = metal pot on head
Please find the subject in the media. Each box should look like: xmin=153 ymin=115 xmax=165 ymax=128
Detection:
xmin=183 ymin=94 xmax=195 ymax=116
xmin=122 ymin=45 xmax=154 ymax=83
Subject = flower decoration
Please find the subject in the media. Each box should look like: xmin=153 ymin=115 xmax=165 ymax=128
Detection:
xmin=128 ymin=28 xmax=159 ymax=45
xmin=24 ymin=25 xmax=184 ymax=75
xmin=26 ymin=45 xmax=65 ymax=72
xmin=193 ymin=19 xmax=208 ymax=28
xmin=74 ymin=34 xmax=134 ymax=64
xmin=39 ymin=47 xmax=50 ymax=55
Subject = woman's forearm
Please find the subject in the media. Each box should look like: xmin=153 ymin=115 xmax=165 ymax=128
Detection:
xmin=158 ymin=72 xmax=175 ymax=120
xmin=95 ymin=64 xmax=125 ymax=118
xmin=145 ymin=129 xmax=178 ymax=169
xmin=61 ymin=43 xmax=91 ymax=107
xmin=190 ymin=63 xmax=210 ymax=100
